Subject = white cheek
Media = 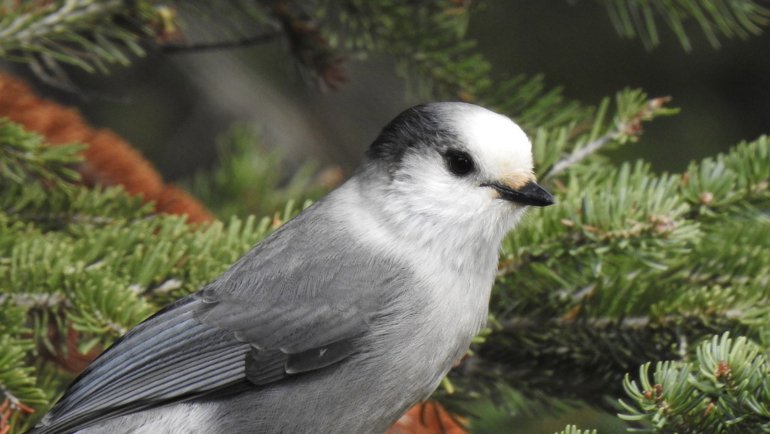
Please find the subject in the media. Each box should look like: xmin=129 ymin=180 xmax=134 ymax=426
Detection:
xmin=394 ymin=156 xmax=494 ymax=222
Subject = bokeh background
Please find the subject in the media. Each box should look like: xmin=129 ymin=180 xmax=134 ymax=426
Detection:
xmin=5 ymin=1 xmax=770 ymax=185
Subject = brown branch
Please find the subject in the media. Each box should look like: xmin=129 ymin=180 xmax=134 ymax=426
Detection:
xmin=161 ymin=31 xmax=284 ymax=53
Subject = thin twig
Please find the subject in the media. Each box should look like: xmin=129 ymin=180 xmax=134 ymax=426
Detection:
xmin=0 ymin=387 xmax=36 ymax=417
xmin=28 ymin=55 xmax=80 ymax=94
xmin=2 ymin=211 xmax=118 ymax=226
xmin=500 ymin=310 xmax=746 ymax=333
xmin=0 ymin=293 xmax=66 ymax=309
xmin=161 ymin=31 xmax=284 ymax=53
xmin=543 ymin=130 xmax=619 ymax=180
xmin=543 ymin=96 xmax=671 ymax=180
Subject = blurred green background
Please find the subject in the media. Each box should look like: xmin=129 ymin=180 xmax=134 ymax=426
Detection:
xmin=6 ymin=1 xmax=769 ymax=184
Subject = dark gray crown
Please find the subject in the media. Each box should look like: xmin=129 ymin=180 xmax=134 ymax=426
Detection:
xmin=366 ymin=103 xmax=461 ymax=170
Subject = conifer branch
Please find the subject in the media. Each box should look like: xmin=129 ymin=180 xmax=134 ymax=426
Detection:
xmin=543 ymin=95 xmax=674 ymax=180
xmin=0 ymin=73 xmax=214 ymax=223
xmin=315 ymin=0 xmax=487 ymax=97
xmin=0 ymin=119 xmax=284 ymax=432
xmin=619 ymin=333 xmax=770 ymax=433
xmin=182 ymin=126 xmax=335 ymax=219
xmin=0 ymin=0 xmax=154 ymax=75
xmin=555 ymin=426 xmax=597 ymax=434
xmin=449 ymin=312 xmax=748 ymax=407
xmin=598 ymin=0 xmax=770 ymax=50
xmin=0 ymin=119 xmax=83 ymax=187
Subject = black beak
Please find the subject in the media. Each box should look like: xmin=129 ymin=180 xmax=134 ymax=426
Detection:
xmin=483 ymin=181 xmax=555 ymax=207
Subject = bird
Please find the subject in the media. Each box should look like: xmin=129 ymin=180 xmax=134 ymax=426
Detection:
xmin=30 ymin=102 xmax=554 ymax=434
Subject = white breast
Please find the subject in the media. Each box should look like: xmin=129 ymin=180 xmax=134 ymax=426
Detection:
xmin=331 ymin=179 xmax=505 ymax=397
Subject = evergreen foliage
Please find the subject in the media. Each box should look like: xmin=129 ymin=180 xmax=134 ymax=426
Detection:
xmin=0 ymin=0 xmax=154 ymax=85
xmin=1 ymin=1 xmax=769 ymax=433
xmin=599 ymin=0 xmax=770 ymax=50
xmin=556 ymin=426 xmax=599 ymax=434
xmin=182 ymin=126 xmax=328 ymax=220
xmin=0 ymin=119 xmax=291 ymax=432
xmin=620 ymin=333 xmax=770 ymax=433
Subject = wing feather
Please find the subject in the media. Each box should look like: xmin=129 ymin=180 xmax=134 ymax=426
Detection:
xmin=35 ymin=293 xmax=372 ymax=433
xmin=33 ymin=208 xmax=402 ymax=434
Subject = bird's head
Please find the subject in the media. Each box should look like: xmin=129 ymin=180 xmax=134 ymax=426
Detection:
xmin=359 ymin=102 xmax=553 ymax=242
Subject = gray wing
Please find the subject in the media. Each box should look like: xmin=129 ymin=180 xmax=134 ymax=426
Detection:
xmin=34 ymin=294 xmax=371 ymax=434
xmin=33 ymin=206 xmax=402 ymax=434
xmin=195 ymin=288 xmax=371 ymax=380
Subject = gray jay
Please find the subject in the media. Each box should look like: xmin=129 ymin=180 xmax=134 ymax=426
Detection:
xmin=31 ymin=102 xmax=553 ymax=434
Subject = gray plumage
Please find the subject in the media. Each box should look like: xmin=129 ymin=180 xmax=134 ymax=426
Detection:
xmin=30 ymin=102 xmax=553 ymax=434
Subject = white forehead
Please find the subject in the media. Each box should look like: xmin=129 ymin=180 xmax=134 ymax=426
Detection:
xmin=448 ymin=105 xmax=533 ymax=174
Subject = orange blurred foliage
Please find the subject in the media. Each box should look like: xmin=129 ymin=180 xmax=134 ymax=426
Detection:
xmin=389 ymin=401 xmax=468 ymax=434
xmin=0 ymin=73 xmax=213 ymax=223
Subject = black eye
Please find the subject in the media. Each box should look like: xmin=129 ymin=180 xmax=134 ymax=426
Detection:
xmin=444 ymin=150 xmax=475 ymax=176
